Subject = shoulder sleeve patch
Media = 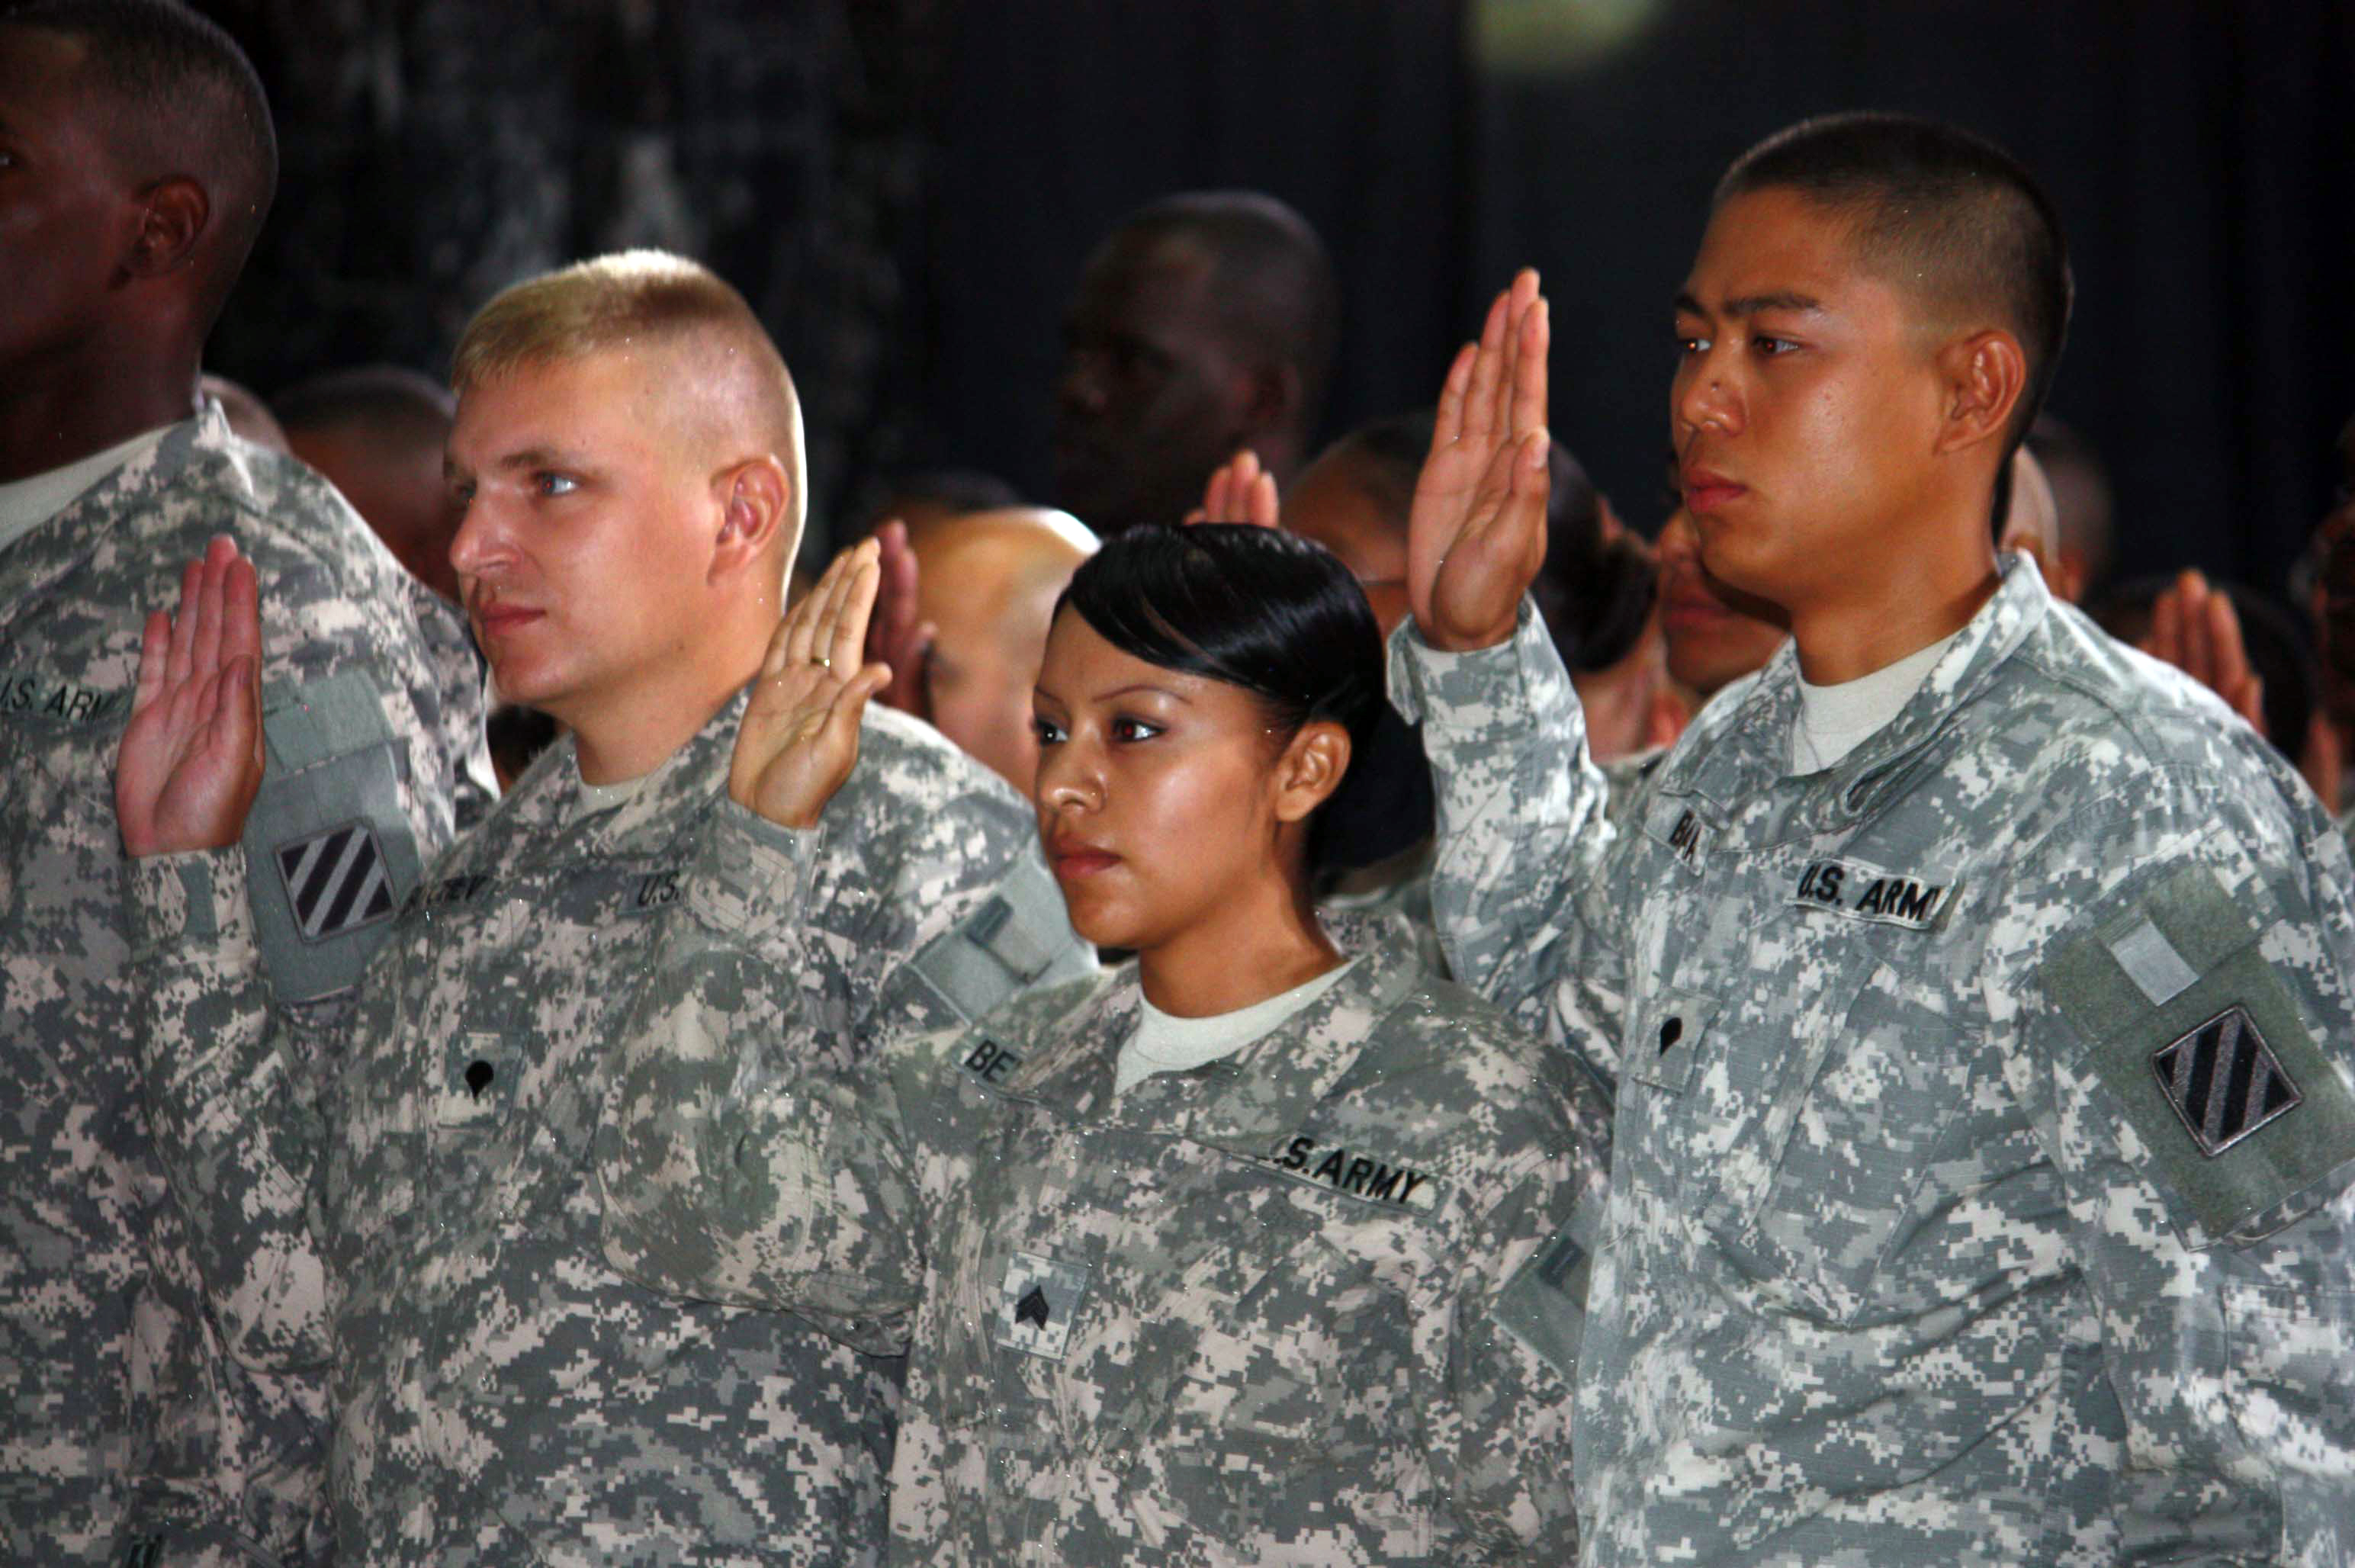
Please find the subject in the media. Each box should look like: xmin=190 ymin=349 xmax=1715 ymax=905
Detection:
xmin=2038 ymin=862 xmax=2355 ymax=1246
xmin=240 ymin=671 xmax=422 ymax=1003
xmin=909 ymin=854 xmax=1091 ymax=1027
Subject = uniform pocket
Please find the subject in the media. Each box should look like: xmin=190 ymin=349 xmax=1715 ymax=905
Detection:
xmin=1706 ymin=959 xmax=1972 ymax=1324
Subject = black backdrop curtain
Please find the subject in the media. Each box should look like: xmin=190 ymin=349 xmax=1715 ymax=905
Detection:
xmin=198 ymin=0 xmax=2354 ymax=596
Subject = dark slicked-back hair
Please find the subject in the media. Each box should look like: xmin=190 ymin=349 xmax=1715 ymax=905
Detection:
xmin=1717 ymin=112 xmax=2072 ymax=456
xmin=3 ymin=0 xmax=278 ymax=324
xmin=1112 ymin=191 xmax=1341 ymax=439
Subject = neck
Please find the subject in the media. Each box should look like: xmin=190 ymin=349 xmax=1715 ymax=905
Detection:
xmin=566 ymin=632 xmax=766 ymax=786
xmin=0 ymin=341 xmax=198 ymax=484
xmin=1789 ymin=516 xmax=2000 ymax=686
xmin=1136 ymin=863 xmax=1340 ymax=1018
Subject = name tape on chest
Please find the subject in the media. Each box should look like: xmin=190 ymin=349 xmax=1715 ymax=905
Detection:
xmin=1267 ymin=1135 xmax=1436 ymax=1211
xmin=0 ymin=671 xmax=125 ymax=728
xmin=1791 ymin=856 xmax=1956 ymax=931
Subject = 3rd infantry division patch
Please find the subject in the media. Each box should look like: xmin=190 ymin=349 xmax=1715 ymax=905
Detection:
xmin=276 ymin=821 xmax=396 ymax=943
xmin=2153 ymin=1004 xmax=2301 ymax=1158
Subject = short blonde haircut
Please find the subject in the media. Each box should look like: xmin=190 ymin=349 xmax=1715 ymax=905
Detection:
xmin=451 ymin=250 xmax=805 ymax=530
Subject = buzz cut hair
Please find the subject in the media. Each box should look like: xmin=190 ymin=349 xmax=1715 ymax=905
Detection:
xmin=1716 ymin=111 xmax=2073 ymax=450
xmin=2 ymin=0 xmax=278 ymax=322
xmin=451 ymin=249 xmax=805 ymax=523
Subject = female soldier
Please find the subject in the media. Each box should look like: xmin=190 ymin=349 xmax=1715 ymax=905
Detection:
xmin=601 ymin=309 xmax=1608 ymax=1566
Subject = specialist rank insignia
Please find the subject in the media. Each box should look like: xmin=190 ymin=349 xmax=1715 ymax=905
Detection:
xmin=275 ymin=820 xmax=396 ymax=943
xmin=2153 ymin=1004 xmax=2301 ymax=1157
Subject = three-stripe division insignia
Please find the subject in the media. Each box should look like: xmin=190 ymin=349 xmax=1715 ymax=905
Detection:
xmin=275 ymin=821 xmax=396 ymax=943
xmin=2151 ymin=1004 xmax=2302 ymax=1158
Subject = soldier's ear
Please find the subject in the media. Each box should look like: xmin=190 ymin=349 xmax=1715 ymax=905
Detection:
xmin=708 ymin=457 xmax=792 ymax=586
xmin=124 ymin=177 xmax=209 ymax=281
xmin=1932 ymin=328 xmax=2027 ymax=461
xmin=1272 ymin=720 xmax=1349 ymax=824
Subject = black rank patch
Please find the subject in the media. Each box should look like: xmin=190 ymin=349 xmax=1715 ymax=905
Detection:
xmin=275 ymin=821 xmax=396 ymax=943
xmin=2153 ymin=1005 xmax=2302 ymax=1158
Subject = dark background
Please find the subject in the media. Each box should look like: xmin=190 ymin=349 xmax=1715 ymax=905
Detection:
xmin=194 ymin=0 xmax=2355 ymax=600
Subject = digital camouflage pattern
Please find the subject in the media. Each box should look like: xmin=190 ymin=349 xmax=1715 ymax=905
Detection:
xmin=601 ymin=883 xmax=1614 ymax=1566
xmin=1393 ymin=554 xmax=2355 ymax=1565
xmin=127 ymin=697 xmax=1067 ymax=1564
xmin=0 ymin=402 xmax=486 ymax=1566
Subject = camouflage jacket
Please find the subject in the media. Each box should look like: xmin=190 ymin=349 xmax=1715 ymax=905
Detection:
xmin=1393 ymin=555 xmax=2355 ymax=1565
xmin=601 ymin=899 xmax=1614 ymax=1566
xmin=128 ymin=696 xmax=1072 ymax=1564
xmin=1 ymin=403 xmax=487 ymax=1566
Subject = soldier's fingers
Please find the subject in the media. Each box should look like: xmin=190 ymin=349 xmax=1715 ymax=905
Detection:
xmin=2180 ymin=574 xmax=2216 ymax=686
xmin=1431 ymin=342 xmax=1477 ymax=454
xmin=1509 ymin=294 xmax=1550 ymax=443
xmin=760 ymin=610 xmax=797 ymax=679
xmin=781 ymin=549 xmax=850 ymax=668
xmin=1248 ymin=471 xmax=1280 ymax=529
xmin=240 ymin=654 xmax=265 ymax=773
xmin=2241 ymin=673 xmax=2267 ymax=735
xmin=223 ymin=554 xmax=261 ymax=676
xmin=2207 ymin=590 xmax=2251 ymax=692
xmin=1484 ymin=270 xmax=1537 ymax=441
xmin=827 ymin=554 xmax=882 ymax=679
xmin=1460 ymin=288 xmax=1512 ymax=448
xmin=2145 ymin=583 xmax=2182 ymax=667
xmin=1204 ymin=465 xmax=1232 ymax=522
xmin=133 ymin=610 xmax=171 ymax=714
xmin=165 ymin=557 xmax=204 ymax=688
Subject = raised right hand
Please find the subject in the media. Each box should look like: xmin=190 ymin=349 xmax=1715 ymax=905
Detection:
xmin=731 ymin=541 xmax=893 ymax=831
xmin=115 ymin=535 xmax=267 ymax=858
xmin=863 ymin=519 xmax=933 ymax=718
xmin=1406 ymin=269 xmax=1552 ymax=652
xmin=2140 ymin=567 xmax=2266 ymax=736
xmin=1183 ymin=448 xmax=1280 ymax=529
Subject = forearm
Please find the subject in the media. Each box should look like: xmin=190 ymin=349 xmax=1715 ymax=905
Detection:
xmin=127 ymin=849 xmax=333 ymax=1371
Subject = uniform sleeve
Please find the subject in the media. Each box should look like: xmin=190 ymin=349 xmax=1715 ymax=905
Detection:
xmin=124 ymin=527 xmax=485 ymax=1376
xmin=1390 ymin=602 xmax=1632 ymax=1075
xmin=1990 ymin=771 xmax=2355 ymax=1555
xmin=124 ymin=848 xmax=339 ymax=1376
xmin=596 ymin=797 xmax=929 ymax=1355
xmin=1425 ymin=1141 xmax=1602 ymax=1560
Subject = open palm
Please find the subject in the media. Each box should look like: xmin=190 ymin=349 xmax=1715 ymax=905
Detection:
xmin=1406 ymin=268 xmax=1553 ymax=652
xmin=116 ymin=535 xmax=266 ymax=857
xmin=731 ymin=540 xmax=894 ymax=831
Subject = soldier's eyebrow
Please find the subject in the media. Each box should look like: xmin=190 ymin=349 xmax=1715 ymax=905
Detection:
xmin=491 ymin=445 xmax=586 ymax=473
xmin=1675 ymin=288 xmax=1825 ymax=320
xmin=1094 ymin=682 xmax=1192 ymax=704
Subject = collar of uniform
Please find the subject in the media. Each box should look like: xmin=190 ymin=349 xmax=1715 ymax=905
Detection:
xmin=1670 ymin=552 xmax=2050 ymax=829
xmin=0 ymin=406 xmax=212 ymax=634
xmin=1174 ymin=929 xmax=1422 ymax=1161
xmin=570 ymin=686 xmax=750 ymax=856
xmin=998 ymin=970 xmax=1142 ymax=1120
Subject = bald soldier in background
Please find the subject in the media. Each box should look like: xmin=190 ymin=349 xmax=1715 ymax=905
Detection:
xmin=1397 ymin=114 xmax=2355 ymax=1562
xmin=0 ymin=2 xmax=487 ymax=1561
xmin=866 ymin=508 xmax=1095 ymax=789
xmin=117 ymin=251 xmax=1086 ymax=1563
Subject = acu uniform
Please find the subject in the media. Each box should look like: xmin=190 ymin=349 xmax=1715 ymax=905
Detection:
xmin=1395 ymin=556 xmax=2355 ymax=1564
xmin=600 ymin=850 xmax=1612 ymax=1567
xmin=127 ymin=697 xmax=1082 ymax=1564
xmin=0 ymin=402 xmax=488 ymax=1566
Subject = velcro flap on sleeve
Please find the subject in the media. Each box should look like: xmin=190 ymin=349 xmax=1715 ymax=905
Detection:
xmin=1489 ymin=1205 xmax=1599 ymax=1383
xmin=239 ymin=672 xmax=420 ymax=1003
xmin=2038 ymin=863 xmax=2355 ymax=1247
xmin=909 ymin=853 xmax=1088 ymax=1027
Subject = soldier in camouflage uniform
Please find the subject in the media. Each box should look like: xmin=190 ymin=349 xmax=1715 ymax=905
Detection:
xmin=601 ymin=523 xmax=1611 ymax=1565
xmin=0 ymin=6 xmax=488 ymax=1563
xmin=1398 ymin=120 xmax=2355 ymax=1562
xmin=118 ymin=254 xmax=1083 ymax=1563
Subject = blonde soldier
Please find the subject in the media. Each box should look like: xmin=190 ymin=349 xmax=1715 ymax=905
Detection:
xmin=117 ymin=254 xmax=1087 ymax=1563
xmin=1399 ymin=121 xmax=2355 ymax=1560
xmin=600 ymin=524 xmax=1611 ymax=1565
xmin=0 ymin=5 xmax=487 ymax=1563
